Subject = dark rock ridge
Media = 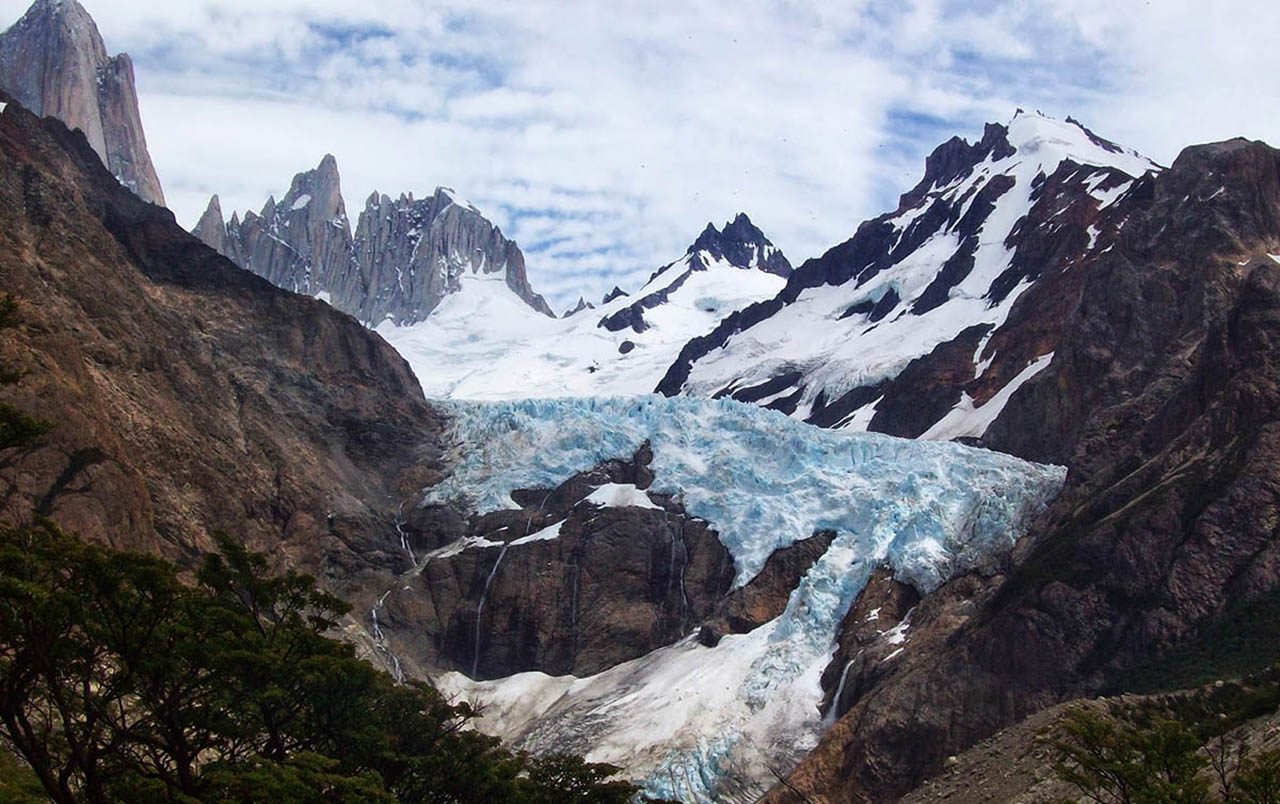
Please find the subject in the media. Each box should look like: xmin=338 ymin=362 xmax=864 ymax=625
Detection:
xmin=599 ymin=212 xmax=791 ymax=334
xmin=562 ymin=296 xmax=594 ymax=317
xmin=686 ymin=212 xmax=793 ymax=278
xmin=658 ymin=113 xmax=1157 ymax=444
xmin=195 ymin=158 xmax=553 ymax=325
xmin=0 ymin=93 xmax=443 ymax=611
xmin=763 ymin=136 xmax=1280 ymax=803
xmin=375 ymin=445 xmax=736 ymax=679
xmin=371 ymin=443 xmax=840 ymax=683
xmin=0 ymin=0 xmax=164 ymax=205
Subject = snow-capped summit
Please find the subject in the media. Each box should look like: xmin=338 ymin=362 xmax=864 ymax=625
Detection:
xmin=600 ymin=213 xmax=792 ymax=334
xmin=659 ymin=112 xmax=1160 ymax=441
xmin=377 ymin=214 xmax=792 ymax=398
xmin=685 ymin=212 xmax=792 ymax=277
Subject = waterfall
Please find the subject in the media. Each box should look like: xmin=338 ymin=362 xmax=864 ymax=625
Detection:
xmin=370 ymin=590 xmax=404 ymax=684
xmin=824 ymin=654 xmax=859 ymax=725
xmin=472 ymin=542 xmax=510 ymax=678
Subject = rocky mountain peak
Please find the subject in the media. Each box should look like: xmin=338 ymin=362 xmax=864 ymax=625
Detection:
xmin=280 ymin=152 xmax=347 ymax=223
xmin=0 ymin=0 xmax=164 ymax=205
xmin=686 ymin=212 xmax=791 ymax=277
xmin=563 ymin=296 xmax=594 ymax=317
xmin=199 ymin=161 xmax=554 ymax=326
xmin=193 ymin=194 xmax=229 ymax=257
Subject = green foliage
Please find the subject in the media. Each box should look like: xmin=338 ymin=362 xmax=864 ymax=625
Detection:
xmin=0 ymin=524 xmax=648 ymax=804
xmin=1237 ymin=750 xmax=1280 ymax=804
xmin=0 ymin=749 xmax=47 ymax=804
xmin=1123 ymin=589 xmax=1280 ymax=694
xmin=1047 ymin=706 xmax=1210 ymax=804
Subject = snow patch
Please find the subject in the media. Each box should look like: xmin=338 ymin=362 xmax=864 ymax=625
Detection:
xmin=585 ymin=483 xmax=663 ymax=510
xmin=920 ymin=352 xmax=1055 ymax=442
xmin=290 ymin=193 xmax=311 ymax=210
xmin=510 ymin=520 xmax=563 ymax=546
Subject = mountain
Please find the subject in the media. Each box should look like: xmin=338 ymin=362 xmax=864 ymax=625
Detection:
xmin=377 ymin=213 xmax=791 ymax=398
xmin=0 ymin=0 xmax=164 ymax=205
xmin=0 ymin=88 xmax=1068 ymax=801
xmin=194 ymin=156 xmax=554 ymax=325
xmin=659 ymin=111 xmax=1159 ymax=441
xmin=0 ymin=92 xmax=442 ymax=610
xmin=758 ymin=135 xmax=1280 ymax=803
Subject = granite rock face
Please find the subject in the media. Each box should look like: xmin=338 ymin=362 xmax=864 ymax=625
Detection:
xmin=0 ymin=0 xmax=164 ymax=206
xmin=372 ymin=444 xmax=738 ymax=680
xmin=196 ymin=158 xmax=554 ymax=325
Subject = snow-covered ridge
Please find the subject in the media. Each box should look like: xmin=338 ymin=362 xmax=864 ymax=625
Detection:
xmin=429 ymin=396 xmax=1065 ymax=801
xmin=670 ymin=111 xmax=1158 ymax=436
xmin=379 ymin=228 xmax=788 ymax=399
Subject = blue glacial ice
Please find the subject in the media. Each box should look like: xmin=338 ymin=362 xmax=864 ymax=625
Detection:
xmin=426 ymin=396 xmax=1066 ymax=802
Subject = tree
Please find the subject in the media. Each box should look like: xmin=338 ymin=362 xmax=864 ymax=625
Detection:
xmin=0 ymin=524 xmax=648 ymax=804
xmin=1237 ymin=750 xmax=1280 ymax=804
xmin=1046 ymin=706 xmax=1210 ymax=804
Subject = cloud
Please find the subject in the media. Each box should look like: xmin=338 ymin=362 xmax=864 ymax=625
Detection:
xmin=3 ymin=0 xmax=1277 ymax=311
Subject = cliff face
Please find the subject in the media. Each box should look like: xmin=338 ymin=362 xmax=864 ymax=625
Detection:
xmin=764 ymin=137 xmax=1280 ymax=804
xmin=0 ymin=0 xmax=165 ymax=206
xmin=0 ymin=93 xmax=441 ymax=607
xmin=195 ymin=160 xmax=554 ymax=326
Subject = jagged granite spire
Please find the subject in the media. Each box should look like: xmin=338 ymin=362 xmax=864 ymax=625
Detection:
xmin=0 ymin=0 xmax=165 ymax=205
xmin=353 ymin=186 xmax=554 ymax=324
xmin=209 ymin=154 xmax=355 ymax=300
xmin=198 ymin=158 xmax=554 ymax=325
xmin=193 ymin=194 xmax=229 ymax=257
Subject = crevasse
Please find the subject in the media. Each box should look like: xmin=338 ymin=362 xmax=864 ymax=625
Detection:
xmin=426 ymin=396 xmax=1066 ymax=802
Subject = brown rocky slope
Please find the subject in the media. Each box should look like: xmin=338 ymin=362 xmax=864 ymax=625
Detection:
xmin=0 ymin=92 xmax=442 ymax=606
xmin=764 ymin=137 xmax=1280 ymax=803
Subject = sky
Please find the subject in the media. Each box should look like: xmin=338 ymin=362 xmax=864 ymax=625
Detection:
xmin=4 ymin=0 xmax=1278 ymax=312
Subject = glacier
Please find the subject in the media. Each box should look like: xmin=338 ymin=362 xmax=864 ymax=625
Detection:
xmin=424 ymin=396 xmax=1065 ymax=802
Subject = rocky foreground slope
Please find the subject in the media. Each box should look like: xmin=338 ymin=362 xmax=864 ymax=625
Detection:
xmin=0 ymin=93 xmax=437 ymax=605
xmin=0 ymin=0 xmax=164 ymax=205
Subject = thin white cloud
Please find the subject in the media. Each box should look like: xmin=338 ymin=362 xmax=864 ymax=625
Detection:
xmin=3 ymin=0 xmax=1277 ymax=310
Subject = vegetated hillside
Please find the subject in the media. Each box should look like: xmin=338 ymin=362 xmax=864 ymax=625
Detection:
xmin=0 ymin=91 xmax=443 ymax=606
xmin=764 ymin=136 xmax=1280 ymax=803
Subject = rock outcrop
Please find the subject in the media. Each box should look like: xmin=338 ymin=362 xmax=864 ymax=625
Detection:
xmin=371 ymin=445 xmax=737 ymax=680
xmin=0 ymin=0 xmax=164 ymax=205
xmin=195 ymin=158 xmax=554 ymax=325
xmin=599 ymin=212 xmax=791 ymax=334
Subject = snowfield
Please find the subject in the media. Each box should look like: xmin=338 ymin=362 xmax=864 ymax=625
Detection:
xmin=426 ymin=396 xmax=1065 ymax=802
xmin=376 ymin=250 xmax=786 ymax=399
